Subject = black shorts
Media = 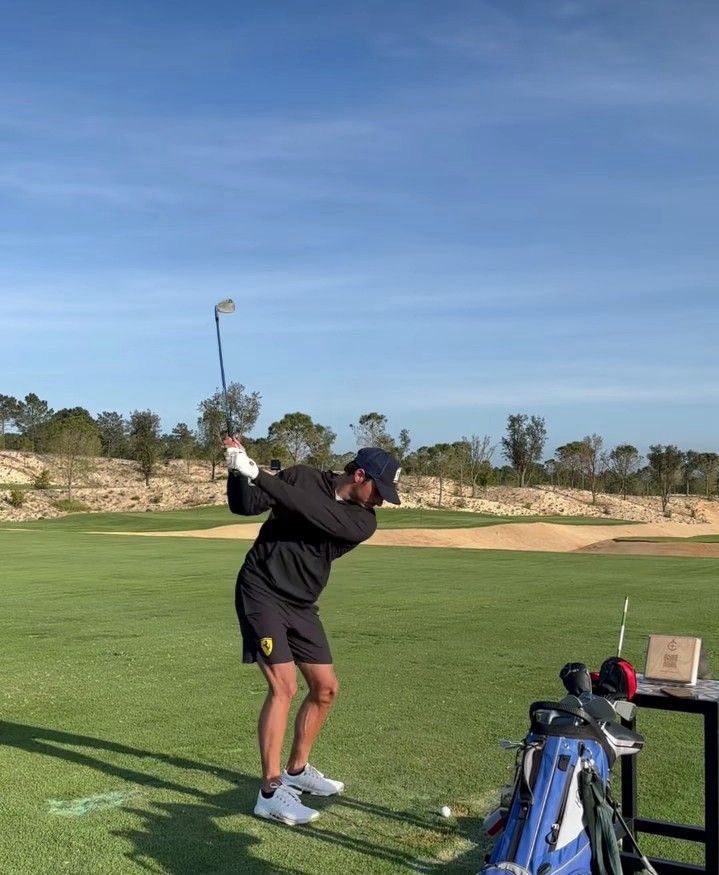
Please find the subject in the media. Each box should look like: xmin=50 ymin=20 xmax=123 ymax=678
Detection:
xmin=235 ymin=576 xmax=332 ymax=665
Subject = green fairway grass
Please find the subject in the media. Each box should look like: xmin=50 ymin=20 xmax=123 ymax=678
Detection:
xmin=377 ymin=508 xmax=635 ymax=528
xmin=2 ymin=516 xmax=715 ymax=872
xmin=0 ymin=504 xmax=636 ymax=533
xmin=0 ymin=504 xmax=266 ymax=533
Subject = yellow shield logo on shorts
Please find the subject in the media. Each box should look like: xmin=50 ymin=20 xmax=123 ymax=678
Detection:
xmin=260 ymin=637 xmax=273 ymax=657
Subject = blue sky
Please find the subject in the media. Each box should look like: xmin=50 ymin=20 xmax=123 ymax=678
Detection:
xmin=2 ymin=0 xmax=717 ymax=456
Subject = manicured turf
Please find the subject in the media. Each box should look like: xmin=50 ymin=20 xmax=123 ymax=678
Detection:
xmin=2 ymin=514 xmax=716 ymax=872
xmin=0 ymin=504 xmax=266 ymax=533
xmin=0 ymin=504 xmax=635 ymax=533
xmin=377 ymin=508 xmax=635 ymax=528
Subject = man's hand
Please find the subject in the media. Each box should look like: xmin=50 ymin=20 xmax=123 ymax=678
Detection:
xmin=225 ymin=445 xmax=259 ymax=480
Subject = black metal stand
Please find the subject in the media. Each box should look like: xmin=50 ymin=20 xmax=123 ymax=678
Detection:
xmin=620 ymin=675 xmax=719 ymax=874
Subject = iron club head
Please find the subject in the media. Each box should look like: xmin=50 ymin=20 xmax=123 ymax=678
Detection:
xmin=215 ymin=298 xmax=235 ymax=316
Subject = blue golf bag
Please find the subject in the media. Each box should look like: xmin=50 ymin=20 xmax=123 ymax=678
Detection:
xmin=482 ymin=697 xmax=648 ymax=875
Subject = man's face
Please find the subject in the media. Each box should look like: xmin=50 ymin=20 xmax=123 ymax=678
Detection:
xmin=350 ymin=470 xmax=384 ymax=509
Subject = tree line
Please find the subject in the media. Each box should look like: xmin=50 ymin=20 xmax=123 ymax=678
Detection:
xmin=1 ymin=392 xmax=717 ymax=507
xmin=0 ymin=390 xmax=411 ymax=493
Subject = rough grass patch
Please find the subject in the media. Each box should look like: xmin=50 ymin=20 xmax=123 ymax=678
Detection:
xmin=51 ymin=499 xmax=90 ymax=513
xmin=33 ymin=468 xmax=52 ymax=489
xmin=6 ymin=489 xmax=25 ymax=508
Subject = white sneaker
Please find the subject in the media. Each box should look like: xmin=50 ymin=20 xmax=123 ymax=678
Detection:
xmin=282 ymin=763 xmax=345 ymax=796
xmin=253 ymin=783 xmax=320 ymax=825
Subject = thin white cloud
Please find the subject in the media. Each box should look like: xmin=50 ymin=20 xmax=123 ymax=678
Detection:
xmin=0 ymin=167 xmax=178 ymax=205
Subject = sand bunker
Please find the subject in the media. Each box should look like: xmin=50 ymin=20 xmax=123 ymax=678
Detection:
xmin=577 ymin=539 xmax=719 ymax=558
xmin=92 ymin=519 xmax=719 ymax=557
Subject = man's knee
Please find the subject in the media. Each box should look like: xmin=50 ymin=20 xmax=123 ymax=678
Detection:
xmin=311 ymin=676 xmax=339 ymax=707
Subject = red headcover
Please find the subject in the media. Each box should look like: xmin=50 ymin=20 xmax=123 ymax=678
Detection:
xmin=592 ymin=657 xmax=637 ymax=700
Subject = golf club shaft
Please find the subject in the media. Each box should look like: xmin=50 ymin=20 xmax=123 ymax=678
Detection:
xmin=617 ymin=596 xmax=629 ymax=657
xmin=215 ymin=312 xmax=233 ymax=435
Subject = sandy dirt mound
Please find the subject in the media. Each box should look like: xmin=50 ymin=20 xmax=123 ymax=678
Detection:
xmin=96 ymin=519 xmax=719 ymax=556
xmin=577 ymin=539 xmax=719 ymax=558
xmin=3 ymin=450 xmax=718 ymax=532
xmin=399 ymin=478 xmax=715 ymax=525
xmin=0 ymin=450 xmax=226 ymax=521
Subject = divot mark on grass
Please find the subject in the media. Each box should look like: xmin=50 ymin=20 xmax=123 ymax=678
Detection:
xmin=48 ymin=787 xmax=144 ymax=816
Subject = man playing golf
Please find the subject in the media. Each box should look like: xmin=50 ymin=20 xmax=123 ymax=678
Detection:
xmin=224 ymin=438 xmax=401 ymax=825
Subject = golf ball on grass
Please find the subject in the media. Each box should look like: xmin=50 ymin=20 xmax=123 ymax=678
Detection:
xmin=440 ymin=805 xmax=452 ymax=818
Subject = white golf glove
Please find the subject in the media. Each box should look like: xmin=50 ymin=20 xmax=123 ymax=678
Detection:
xmin=225 ymin=446 xmax=259 ymax=480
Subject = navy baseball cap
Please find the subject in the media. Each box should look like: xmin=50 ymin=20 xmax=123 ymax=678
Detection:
xmin=353 ymin=447 xmax=402 ymax=505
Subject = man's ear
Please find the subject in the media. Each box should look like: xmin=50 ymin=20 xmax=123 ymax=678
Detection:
xmin=353 ymin=468 xmax=367 ymax=483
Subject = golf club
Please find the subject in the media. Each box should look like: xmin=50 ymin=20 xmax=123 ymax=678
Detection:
xmin=214 ymin=298 xmax=235 ymax=435
xmin=617 ymin=596 xmax=629 ymax=657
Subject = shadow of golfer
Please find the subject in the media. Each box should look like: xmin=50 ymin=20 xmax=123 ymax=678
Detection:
xmin=1 ymin=720 xmax=293 ymax=873
xmin=1 ymin=721 xmax=448 ymax=874
xmin=117 ymin=791 xmax=304 ymax=875
xmin=118 ymin=788 xmax=443 ymax=874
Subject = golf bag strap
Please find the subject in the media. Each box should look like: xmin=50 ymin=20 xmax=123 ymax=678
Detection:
xmin=606 ymin=787 xmax=660 ymax=875
xmin=578 ymin=767 xmax=623 ymax=875
xmin=529 ymin=701 xmax=616 ymax=764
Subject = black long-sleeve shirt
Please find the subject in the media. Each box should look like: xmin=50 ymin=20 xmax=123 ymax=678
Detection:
xmin=227 ymin=465 xmax=377 ymax=604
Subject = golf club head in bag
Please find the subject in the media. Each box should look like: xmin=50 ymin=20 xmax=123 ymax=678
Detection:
xmin=591 ymin=657 xmax=637 ymax=702
xmin=559 ymin=662 xmax=593 ymax=697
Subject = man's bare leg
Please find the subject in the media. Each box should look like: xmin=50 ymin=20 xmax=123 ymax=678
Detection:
xmin=286 ymin=663 xmax=339 ymax=773
xmin=257 ymin=660 xmax=297 ymax=791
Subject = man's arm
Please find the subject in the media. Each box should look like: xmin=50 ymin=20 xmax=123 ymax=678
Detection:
xmin=253 ymin=469 xmax=376 ymax=544
xmin=226 ymin=470 xmax=273 ymax=516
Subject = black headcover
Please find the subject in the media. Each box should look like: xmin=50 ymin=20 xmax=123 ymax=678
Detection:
xmin=559 ymin=662 xmax=593 ymax=696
